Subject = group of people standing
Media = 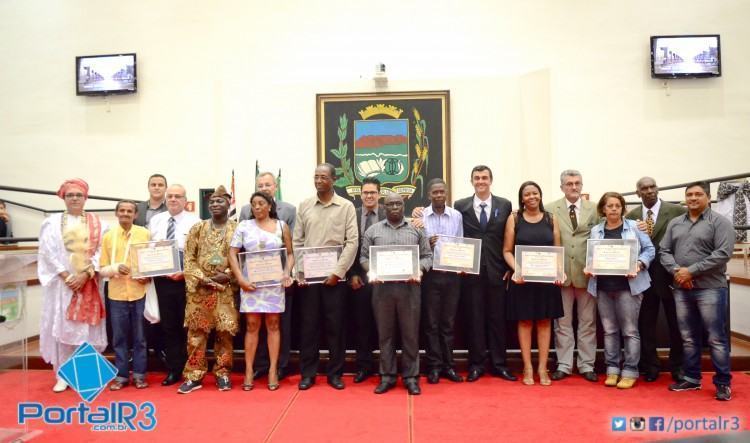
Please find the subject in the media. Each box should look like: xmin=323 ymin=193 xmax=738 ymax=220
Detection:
xmin=36 ymin=165 xmax=735 ymax=401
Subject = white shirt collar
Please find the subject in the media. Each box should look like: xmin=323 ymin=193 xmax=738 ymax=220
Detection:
xmin=473 ymin=194 xmax=492 ymax=209
xmin=643 ymin=198 xmax=661 ymax=217
xmin=565 ymin=198 xmax=581 ymax=211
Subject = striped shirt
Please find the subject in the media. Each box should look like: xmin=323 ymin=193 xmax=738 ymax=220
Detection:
xmin=423 ymin=204 xmax=463 ymax=238
xmin=360 ymin=218 xmax=433 ymax=273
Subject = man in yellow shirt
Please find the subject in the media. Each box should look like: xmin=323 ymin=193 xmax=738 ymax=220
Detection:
xmin=100 ymin=200 xmax=151 ymax=390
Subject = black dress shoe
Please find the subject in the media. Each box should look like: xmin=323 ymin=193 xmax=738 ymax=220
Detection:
xmin=466 ymin=368 xmax=483 ymax=382
xmin=550 ymin=370 xmax=568 ymax=381
xmin=442 ymin=368 xmax=464 ymax=383
xmin=404 ymin=380 xmax=421 ymax=395
xmin=353 ymin=370 xmax=371 ymax=384
xmin=327 ymin=375 xmax=345 ymax=390
xmin=644 ymin=372 xmax=659 ymax=382
xmin=161 ymin=372 xmax=180 ymax=386
xmin=492 ymin=369 xmax=517 ymax=382
xmin=581 ymin=371 xmax=598 ymax=382
xmin=427 ymin=369 xmax=440 ymax=384
xmin=298 ymin=377 xmax=315 ymax=390
xmin=374 ymin=380 xmax=396 ymax=394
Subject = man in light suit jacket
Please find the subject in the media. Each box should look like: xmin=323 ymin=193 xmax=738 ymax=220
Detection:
xmin=626 ymin=176 xmax=686 ymax=382
xmin=347 ymin=177 xmax=386 ymax=383
xmin=454 ymin=165 xmax=516 ymax=382
xmin=547 ymin=169 xmax=600 ymax=382
xmin=239 ymin=171 xmax=297 ymax=380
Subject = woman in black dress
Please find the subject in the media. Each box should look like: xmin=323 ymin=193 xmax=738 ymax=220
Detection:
xmin=503 ymin=181 xmax=564 ymax=386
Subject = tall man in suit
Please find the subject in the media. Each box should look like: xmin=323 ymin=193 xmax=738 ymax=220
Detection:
xmin=454 ymin=165 xmax=516 ymax=382
xmin=547 ymin=169 xmax=600 ymax=382
xmin=626 ymin=176 xmax=686 ymax=382
xmin=239 ymin=171 xmax=296 ymax=380
xmin=135 ymin=174 xmax=168 ymax=227
xmin=347 ymin=177 xmax=385 ymax=383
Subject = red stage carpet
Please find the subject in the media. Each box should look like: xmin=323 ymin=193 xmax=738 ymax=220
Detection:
xmin=1 ymin=370 xmax=749 ymax=442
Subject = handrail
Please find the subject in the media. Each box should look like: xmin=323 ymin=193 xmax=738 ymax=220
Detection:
xmin=620 ymin=172 xmax=749 ymax=196
xmin=0 ymin=185 xmax=139 ymax=214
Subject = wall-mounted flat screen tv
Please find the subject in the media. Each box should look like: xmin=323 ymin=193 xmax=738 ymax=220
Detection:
xmin=650 ymin=35 xmax=720 ymax=79
xmin=76 ymin=53 xmax=137 ymax=95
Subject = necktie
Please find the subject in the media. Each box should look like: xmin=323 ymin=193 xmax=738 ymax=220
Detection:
xmin=646 ymin=209 xmax=655 ymax=237
xmin=479 ymin=203 xmax=488 ymax=230
xmin=364 ymin=211 xmax=374 ymax=234
xmin=166 ymin=217 xmax=176 ymax=240
xmin=569 ymin=204 xmax=578 ymax=230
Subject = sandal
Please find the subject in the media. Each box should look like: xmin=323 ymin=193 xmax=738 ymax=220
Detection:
xmin=242 ymin=376 xmax=254 ymax=391
xmin=134 ymin=379 xmax=149 ymax=389
xmin=110 ymin=380 xmax=128 ymax=391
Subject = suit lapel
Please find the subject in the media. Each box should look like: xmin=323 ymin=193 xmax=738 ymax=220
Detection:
xmin=556 ymin=200 xmax=575 ymax=232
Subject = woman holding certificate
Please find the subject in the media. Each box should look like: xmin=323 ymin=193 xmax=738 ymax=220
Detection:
xmin=503 ymin=181 xmax=564 ymax=386
xmin=229 ymin=192 xmax=294 ymax=391
xmin=586 ymin=192 xmax=654 ymax=390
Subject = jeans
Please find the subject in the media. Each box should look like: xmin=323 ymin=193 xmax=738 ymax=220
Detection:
xmin=597 ymin=290 xmax=642 ymax=379
xmin=110 ymin=298 xmax=147 ymax=382
xmin=673 ymin=287 xmax=731 ymax=387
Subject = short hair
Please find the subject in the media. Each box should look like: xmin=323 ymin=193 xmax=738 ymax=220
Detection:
xmin=362 ymin=177 xmax=381 ymax=191
xmin=249 ymin=191 xmax=279 ymax=220
xmin=0 ymin=199 xmax=6 ymax=208
xmin=518 ymin=181 xmax=545 ymax=213
xmin=559 ymin=169 xmax=582 ymax=185
xmin=635 ymin=176 xmax=656 ymax=190
xmin=317 ymin=163 xmax=336 ymax=179
xmin=115 ymin=200 xmax=139 ymax=212
xmin=596 ymin=192 xmax=627 ymax=218
xmin=148 ymin=174 xmax=167 ymax=186
xmin=471 ymin=165 xmax=493 ymax=180
xmin=685 ymin=181 xmax=711 ymax=197
xmin=427 ymin=178 xmax=446 ymax=193
xmin=256 ymin=171 xmax=277 ymax=183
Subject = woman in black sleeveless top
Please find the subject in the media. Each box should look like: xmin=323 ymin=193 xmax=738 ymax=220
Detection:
xmin=503 ymin=181 xmax=564 ymax=386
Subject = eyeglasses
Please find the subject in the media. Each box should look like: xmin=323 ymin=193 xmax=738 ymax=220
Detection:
xmin=362 ymin=191 xmax=379 ymax=196
xmin=563 ymin=182 xmax=582 ymax=188
xmin=64 ymin=193 xmax=85 ymax=199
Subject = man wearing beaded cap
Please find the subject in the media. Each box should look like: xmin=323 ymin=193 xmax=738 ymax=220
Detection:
xmin=38 ymin=178 xmax=108 ymax=392
xmin=178 ymin=186 xmax=239 ymax=394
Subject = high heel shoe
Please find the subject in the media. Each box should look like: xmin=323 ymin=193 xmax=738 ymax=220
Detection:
xmin=242 ymin=375 xmax=254 ymax=391
xmin=268 ymin=381 xmax=280 ymax=391
xmin=522 ymin=368 xmax=534 ymax=385
xmin=538 ymin=369 xmax=551 ymax=386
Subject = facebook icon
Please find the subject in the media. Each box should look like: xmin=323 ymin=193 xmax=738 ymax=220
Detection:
xmin=649 ymin=417 xmax=665 ymax=431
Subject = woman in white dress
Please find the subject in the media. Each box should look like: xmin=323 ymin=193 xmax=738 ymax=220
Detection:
xmin=38 ymin=178 xmax=108 ymax=392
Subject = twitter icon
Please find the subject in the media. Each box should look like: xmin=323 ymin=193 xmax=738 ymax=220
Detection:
xmin=611 ymin=417 xmax=627 ymax=432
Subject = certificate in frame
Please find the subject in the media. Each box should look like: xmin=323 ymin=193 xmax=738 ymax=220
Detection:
xmin=240 ymin=248 xmax=287 ymax=288
xmin=515 ymin=245 xmax=564 ymax=284
xmin=130 ymin=239 xmax=181 ymax=278
xmin=294 ymin=245 xmax=345 ymax=285
xmin=586 ymin=238 xmax=639 ymax=276
xmin=432 ymin=236 xmax=481 ymax=274
xmin=369 ymin=244 xmax=420 ymax=282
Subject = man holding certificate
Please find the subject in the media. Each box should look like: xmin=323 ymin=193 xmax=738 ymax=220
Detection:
xmin=293 ymin=164 xmax=358 ymax=391
xmin=360 ymin=192 xmax=433 ymax=395
xmin=420 ymin=178 xmax=465 ymax=384
xmin=148 ymin=184 xmax=200 ymax=386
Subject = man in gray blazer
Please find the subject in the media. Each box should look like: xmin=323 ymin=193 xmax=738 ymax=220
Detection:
xmin=626 ymin=177 xmax=686 ymax=382
xmin=547 ymin=169 xmax=600 ymax=382
xmin=134 ymin=174 xmax=168 ymax=227
xmin=239 ymin=171 xmax=296 ymax=380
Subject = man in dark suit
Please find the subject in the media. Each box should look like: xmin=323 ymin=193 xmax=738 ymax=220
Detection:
xmin=348 ymin=177 xmax=386 ymax=383
xmin=626 ymin=176 xmax=686 ymax=382
xmin=134 ymin=174 xmax=168 ymax=227
xmin=454 ymin=165 xmax=516 ymax=382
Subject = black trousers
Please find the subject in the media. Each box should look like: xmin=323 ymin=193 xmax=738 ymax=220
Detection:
xmin=153 ymin=277 xmax=187 ymax=374
xmin=423 ymin=271 xmax=460 ymax=371
xmin=298 ymin=283 xmax=347 ymax=378
xmin=253 ymin=285 xmax=295 ymax=373
xmin=639 ymin=263 xmax=683 ymax=375
xmin=349 ymin=281 xmax=376 ymax=372
xmin=462 ymin=272 xmax=508 ymax=372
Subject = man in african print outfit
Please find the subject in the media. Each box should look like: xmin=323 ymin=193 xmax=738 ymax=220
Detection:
xmin=178 ymin=186 xmax=240 ymax=393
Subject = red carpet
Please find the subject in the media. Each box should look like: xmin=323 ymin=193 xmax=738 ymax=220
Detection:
xmin=1 ymin=370 xmax=748 ymax=442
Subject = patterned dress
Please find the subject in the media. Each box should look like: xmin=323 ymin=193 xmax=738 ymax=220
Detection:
xmin=231 ymin=219 xmax=286 ymax=313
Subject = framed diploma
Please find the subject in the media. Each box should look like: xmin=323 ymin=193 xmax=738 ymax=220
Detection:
xmin=515 ymin=245 xmax=564 ymax=283
xmin=240 ymin=248 xmax=287 ymax=287
xmin=294 ymin=245 xmax=345 ymax=284
xmin=130 ymin=240 xmax=181 ymax=278
xmin=586 ymin=239 xmax=639 ymax=276
xmin=369 ymin=245 xmax=420 ymax=282
xmin=432 ymin=236 xmax=481 ymax=274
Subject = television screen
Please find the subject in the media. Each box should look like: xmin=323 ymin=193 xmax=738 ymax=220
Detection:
xmin=650 ymin=35 xmax=720 ymax=79
xmin=76 ymin=53 xmax=137 ymax=95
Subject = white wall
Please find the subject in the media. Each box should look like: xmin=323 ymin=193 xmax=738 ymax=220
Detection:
xmin=1 ymin=1 xmax=749 ymax=334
